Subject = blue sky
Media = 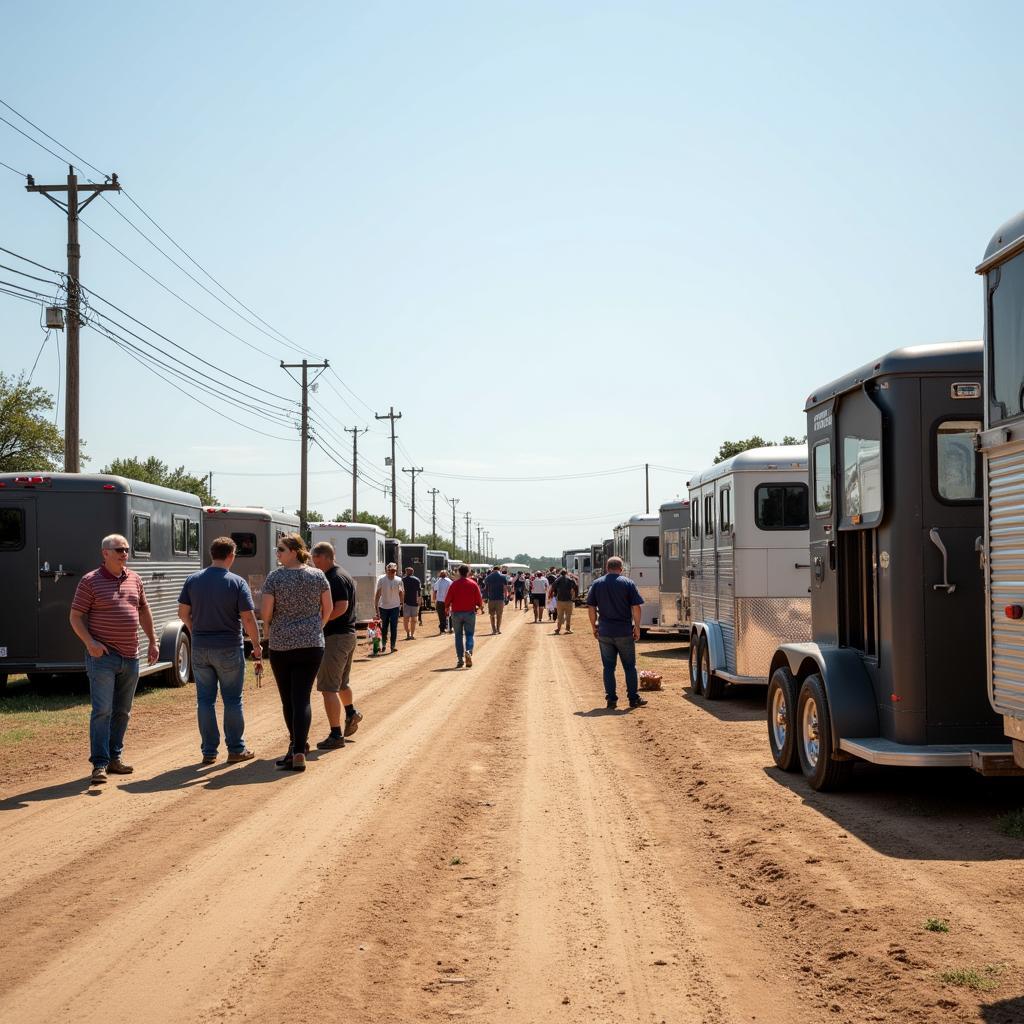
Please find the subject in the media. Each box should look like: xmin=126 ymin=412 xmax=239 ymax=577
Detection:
xmin=0 ymin=2 xmax=1019 ymax=554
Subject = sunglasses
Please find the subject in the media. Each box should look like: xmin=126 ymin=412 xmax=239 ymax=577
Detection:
xmin=107 ymin=547 xmax=130 ymax=554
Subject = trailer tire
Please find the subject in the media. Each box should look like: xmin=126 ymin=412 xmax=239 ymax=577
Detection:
xmin=166 ymin=632 xmax=192 ymax=688
xmin=767 ymin=667 xmax=799 ymax=772
xmin=688 ymin=634 xmax=704 ymax=696
xmin=0 ymin=672 xmax=7 ymax=694
xmin=796 ymin=674 xmax=853 ymax=791
xmin=702 ymin=639 xmax=725 ymax=700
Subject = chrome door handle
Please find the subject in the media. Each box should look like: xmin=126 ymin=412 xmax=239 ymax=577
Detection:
xmin=929 ymin=528 xmax=956 ymax=594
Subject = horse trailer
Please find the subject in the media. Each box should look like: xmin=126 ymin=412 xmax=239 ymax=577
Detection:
xmin=613 ymin=514 xmax=660 ymax=631
xmin=766 ymin=342 xmax=1011 ymax=790
xmin=310 ymin=522 xmax=387 ymax=626
xmin=687 ymin=447 xmax=811 ymax=699
xmin=0 ymin=473 xmax=202 ymax=689
xmin=425 ymin=549 xmax=447 ymax=608
xmin=978 ymin=211 xmax=1024 ymax=768
xmin=654 ymin=499 xmax=690 ymax=634
xmin=385 ymin=538 xmax=402 ymax=571
xmin=571 ymin=551 xmax=593 ymax=596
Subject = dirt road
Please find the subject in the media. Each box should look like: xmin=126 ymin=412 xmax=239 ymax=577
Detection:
xmin=2 ymin=609 xmax=1023 ymax=1023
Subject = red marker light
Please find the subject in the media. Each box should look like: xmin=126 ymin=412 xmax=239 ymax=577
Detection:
xmin=1006 ymin=605 xmax=1024 ymax=620
xmin=890 ymin=694 xmax=903 ymax=703
xmin=103 ymin=484 xmax=115 ymax=490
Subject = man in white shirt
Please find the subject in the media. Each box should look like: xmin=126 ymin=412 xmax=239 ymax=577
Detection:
xmin=432 ymin=569 xmax=453 ymax=634
xmin=374 ymin=563 xmax=404 ymax=654
xmin=530 ymin=571 xmax=549 ymax=623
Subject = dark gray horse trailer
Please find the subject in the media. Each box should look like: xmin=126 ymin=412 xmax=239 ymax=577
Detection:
xmin=765 ymin=342 xmax=1010 ymax=790
xmin=385 ymin=538 xmax=402 ymax=571
xmin=0 ymin=472 xmax=202 ymax=689
xmin=654 ymin=499 xmax=690 ymax=634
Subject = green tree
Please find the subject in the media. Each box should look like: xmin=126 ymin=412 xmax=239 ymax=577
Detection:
xmin=303 ymin=509 xmax=324 ymax=523
xmin=103 ymin=455 xmax=215 ymax=503
xmin=0 ymin=372 xmax=74 ymax=472
xmin=714 ymin=434 xmax=806 ymax=464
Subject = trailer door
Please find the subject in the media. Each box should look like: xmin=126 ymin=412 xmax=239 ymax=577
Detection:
xmin=0 ymin=500 xmax=39 ymax=660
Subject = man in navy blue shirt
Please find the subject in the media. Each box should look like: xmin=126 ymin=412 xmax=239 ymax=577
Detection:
xmin=586 ymin=557 xmax=647 ymax=710
xmin=178 ymin=537 xmax=263 ymax=764
xmin=483 ymin=566 xmax=509 ymax=634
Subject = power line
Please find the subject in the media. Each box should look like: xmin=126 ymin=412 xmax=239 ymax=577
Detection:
xmin=424 ymin=465 xmax=644 ymax=483
xmin=0 ymin=97 xmax=107 ymax=178
xmin=0 ymin=245 xmax=62 ymax=276
xmin=0 ymin=157 xmax=26 ymax=177
xmin=0 ymin=113 xmax=68 ymax=165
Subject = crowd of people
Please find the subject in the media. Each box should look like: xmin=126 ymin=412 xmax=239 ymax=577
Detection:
xmin=69 ymin=538 xmax=647 ymax=785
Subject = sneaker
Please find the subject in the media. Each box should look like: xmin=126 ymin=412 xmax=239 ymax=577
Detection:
xmin=276 ymin=752 xmax=293 ymax=768
xmin=344 ymin=710 xmax=363 ymax=737
xmin=565 ymin=629 xmax=573 ymax=634
xmin=629 ymin=697 xmax=648 ymax=709
xmin=90 ymin=765 xmax=108 ymax=784
xmin=390 ymin=646 xmax=397 ymax=654
xmin=201 ymin=754 xmax=217 ymax=765
xmin=227 ymin=749 xmax=255 ymax=763
xmin=290 ymin=753 xmax=307 ymax=772
xmin=554 ymin=629 xmax=561 ymax=635
xmin=456 ymin=659 xmax=464 ymax=668
xmin=107 ymin=758 xmax=134 ymax=774
xmin=316 ymin=734 xmax=346 ymax=750
xmin=606 ymin=700 xmax=618 ymax=710
xmin=465 ymin=650 xmax=473 ymax=668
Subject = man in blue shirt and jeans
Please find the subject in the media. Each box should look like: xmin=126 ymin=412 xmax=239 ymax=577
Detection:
xmin=586 ymin=557 xmax=648 ymax=710
xmin=178 ymin=536 xmax=264 ymax=764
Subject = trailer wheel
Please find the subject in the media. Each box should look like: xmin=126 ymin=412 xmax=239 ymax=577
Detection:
xmin=0 ymin=672 xmax=7 ymax=694
xmin=797 ymin=674 xmax=852 ymax=791
xmin=688 ymin=635 xmax=703 ymax=696
xmin=767 ymin=668 xmax=799 ymax=772
xmin=166 ymin=632 xmax=192 ymax=688
xmin=702 ymin=639 xmax=725 ymax=700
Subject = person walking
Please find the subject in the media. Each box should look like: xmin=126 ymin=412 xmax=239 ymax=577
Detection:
xmin=177 ymin=536 xmax=262 ymax=765
xmin=513 ymin=572 xmax=526 ymax=609
xmin=374 ymin=563 xmax=404 ymax=654
xmin=69 ymin=533 xmax=160 ymax=784
xmin=549 ymin=568 xmax=579 ymax=635
xmin=311 ymin=542 xmax=363 ymax=750
xmin=483 ymin=565 xmax=509 ymax=634
xmin=530 ymin=571 xmax=548 ymax=622
xmin=586 ymin=557 xmax=647 ymax=710
xmin=261 ymin=534 xmax=332 ymax=771
xmin=445 ymin=563 xmax=483 ymax=668
xmin=432 ymin=569 xmax=452 ymax=634
xmin=401 ymin=566 xmax=422 ymax=640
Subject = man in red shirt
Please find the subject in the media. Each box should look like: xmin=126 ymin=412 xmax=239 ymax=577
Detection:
xmin=444 ymin=564 xmax=484 ymax=668
xmin=70 ymin=533 xmax=159 ymax=784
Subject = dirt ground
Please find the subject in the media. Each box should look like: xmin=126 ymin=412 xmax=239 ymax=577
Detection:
xmin=1 ymin=606 xmax=1023 ymax=1024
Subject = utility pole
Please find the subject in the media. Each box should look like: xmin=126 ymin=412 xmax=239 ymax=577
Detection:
xmin=344 ymin=426 xmax=368 ymax=519
xmin=645 ymin=463 xmax=650 ymax=513
xmin=281 ymin=358 xmax=329 ymax=536
xmin=477 ymin=524 xmax=482 ymax=561
xmin=26 ymin=166 xmax=121 ymax=472
xmin=402 ymin=466 xmax=424 ymax=542
xmin=207 ymin=472 xmax=213 ymax=502
xmin=427 ymin=487 xmax=440 ymax=540
xmin=375 ymin=407 xmax=402 ymax=537
xmin=464 ymin=512 xmax=472 ymax=561
xmin=448 ymin=497 xmax=459 ymax=557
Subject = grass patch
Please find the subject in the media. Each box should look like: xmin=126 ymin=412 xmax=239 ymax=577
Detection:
xmin=449 ymin=856 xmax=462 ymax=866
xmin=924 ymin=919 xmax=950 ymax=933
xmin=940 ymin=965 xmax=1003 ymax=991
xmin=996 ymin=809 xmax=1024 ymax=839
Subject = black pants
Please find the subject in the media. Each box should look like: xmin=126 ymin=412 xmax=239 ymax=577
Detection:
xmin=436 ymin=603 xmax=448 ymax=632
xmin=269 ymin=646 xmax=324 ymax=755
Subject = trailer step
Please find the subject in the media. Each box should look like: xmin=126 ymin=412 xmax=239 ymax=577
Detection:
xmin=839 ymin=738 xmax=1014 ymax=768
xmin=971 ymin=746 xmax=1024 ymax=777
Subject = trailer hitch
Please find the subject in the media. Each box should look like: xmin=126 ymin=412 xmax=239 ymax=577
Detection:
xmin=928 ymin=528 xmax=956 ymax=594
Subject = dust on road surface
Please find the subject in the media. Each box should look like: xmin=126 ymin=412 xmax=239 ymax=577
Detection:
xmin=2 ymin=609 xmax=1023 ymax=1024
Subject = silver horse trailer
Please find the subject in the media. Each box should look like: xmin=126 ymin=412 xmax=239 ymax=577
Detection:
xmin=572 ymin=551 xmax=593 ymax=596
xmin=0 ymin=472 xmax=202 ymax=688
xmin=613 ymin=513 xmax=660 ymax=631
xmin=654 ymin=499 xmax=690 ymax=635
xmin=310 ymin=522 xmax=387 ymax=626
xmin=687 ymin=447 xmax=811 ymax=699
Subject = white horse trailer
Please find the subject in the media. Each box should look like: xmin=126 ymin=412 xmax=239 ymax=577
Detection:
xmin=613 ymin=513 xmax=660 ymax=631
xmin=687 ymin=447 xmax=812 ymax=699
xmin=309 ymin=522 xmax=387 ymax=626
xmin=572 ymin=551 xmax=593 ymax=596
xmin=654 ymin=499 xmax=690 ymax=634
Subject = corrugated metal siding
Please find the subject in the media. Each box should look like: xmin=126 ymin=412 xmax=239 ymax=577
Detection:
xmin=717 ymin=546 xmax=736 ymax=671
xmin=988 ymin=448 xmax=1024 ymax=716
xmin=135 ymin=560 xmax=198 ymax=651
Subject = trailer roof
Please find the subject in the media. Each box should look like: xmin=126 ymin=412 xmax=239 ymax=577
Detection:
xmin=314 ymin=521 xmax=386 ymax=534
xmin=616 ymin=513 xmax=659 ymax=528
xmin=658 ymin=499 xmax=689 ymax=511
xmin=203 ymin=506 xmax=300 ymax=524
xmin=0 ymin=472 xmax=202 ymax=506
xmin=805 ymin=341 xmax=981 ymax=411
xmin=687 ymin=445 xmax=807 ymax=488
xmin=977 ymin=210 xmax=1024 ymax=273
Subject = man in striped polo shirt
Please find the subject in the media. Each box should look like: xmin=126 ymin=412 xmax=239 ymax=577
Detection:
xmin=70 ymin=533 xmax=159 ymax=785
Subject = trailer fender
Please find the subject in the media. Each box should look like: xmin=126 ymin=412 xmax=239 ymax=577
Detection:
xmin=157 ymin=620 xmax=188 ymax=665
xmin=771 ymin=642 xmax=878 ymax=750
xmin=692 ymin=620 xmax=726 ymax=674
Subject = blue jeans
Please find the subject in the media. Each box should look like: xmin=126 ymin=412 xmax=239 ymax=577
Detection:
xmin=85 ymin=651 xmax=140 ymax=767
xmin=598 ymin=634 xmax=639 ymax=703
xmin=379 ymin=606 xmax=400 ymax=649
xmin=452 ymin=611 xmax=476 ymax=661
xmin=192 ymin=646 xmax=247 ymax=756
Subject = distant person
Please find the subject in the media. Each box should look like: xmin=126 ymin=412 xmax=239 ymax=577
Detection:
xmin=549 ymin=568 xmax=579 ymax=635
xmin=432 ymin=569 xmax=453 ymax=634
xmin=586 ymin=557 xmax=647 ymax=710
xmin=483 ymin=565 xmax=509 ymax=634
xmin=261 ymin=534 xmax=332 ymax=771
xmin=311 ymin=542 xmax=363 ymax=750
xmin=401 ymin=566 xmax=422 ymax=640
xmin=374 ymin=562 xmax=404 ymax=654
xmin=530 ymin=571 xmax=548 ymax=622
xmin=70 ymin=533 xmax=160 ymax=785
xmin=513 ymin=572 xmax=526 ymax=609
xmin=445 ymin=563 xmax=484 ymax=668
xmin=178 ymin=536 xmax=262 ymax=765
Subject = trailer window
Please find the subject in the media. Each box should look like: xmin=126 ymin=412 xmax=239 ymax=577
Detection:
xmin=813 ymin=441 xmax=832 ymax=515
xmin=842 ymin=436 xmax=881 ymax=520
xmin=989 ymin=252 xmax=1024 ymax=424
xmin=132 ymin=514 xmax=151 ymax=556
xmin=703 ymin=494 xmax=714 ymax=536
xmin=172 ymin=515 xmax=188 ymax=554
xmin=935 ymin=420 xmax=981 ymax=502
xmin=719 ymin=487 xmax=732 ymax=535
xmin=755 ymin=484 xmax=809 ymax=530
xmin=230 ymin=533 xmax=257 ymax=558
xmin=347 ymin=537 xmax=369 ymax=558
xmin=188 ymin=519 xmax=200 ymax=553
xmin=642 ymin=536 xmax=659 ymax=558
xmin=691 ymin=504 xmax=699 ymax=537
xmin=664 ymin=529 xmax=680 ymax=561
xmin=0 ymin=508 xmax=25 ymax=550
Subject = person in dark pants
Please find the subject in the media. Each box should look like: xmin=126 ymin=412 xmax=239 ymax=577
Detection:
xmin=261 ymin=533 xmax=332 ymax=771
xmin=585 ymin=557 xmax=648 ymax=710
xmin=432 ymin=569 xmax=452 ymax=633
xmin=374 ymin=563 xmax=404 ymax=654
